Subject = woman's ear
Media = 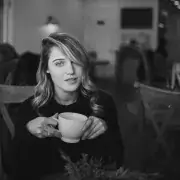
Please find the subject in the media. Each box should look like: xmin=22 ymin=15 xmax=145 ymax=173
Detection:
xmin=46 ymin=70 xmax=50 ymax=73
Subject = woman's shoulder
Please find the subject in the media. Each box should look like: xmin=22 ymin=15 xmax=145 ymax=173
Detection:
xmin=8 ymin=96 xmax=38 ymax=129
xmin=15 ymin=96 xmax=37 ymax=119
xmin=20 ymin=96 xmax=34 ymax=108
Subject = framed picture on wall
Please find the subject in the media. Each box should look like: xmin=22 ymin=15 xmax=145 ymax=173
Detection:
xmin=121 ymin=8 xmax=153 ymax=29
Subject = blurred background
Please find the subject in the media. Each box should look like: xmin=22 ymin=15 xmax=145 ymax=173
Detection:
xmin=0 ymin=0 xmax=179 ymax=78
xmin=2 ymin=0 xmax=180 ymax=179
xmin=0 ymin=0 xmax=159 ymax=77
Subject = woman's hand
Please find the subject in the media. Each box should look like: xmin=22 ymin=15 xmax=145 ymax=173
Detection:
xmin=26 ymin=113 xmax=62 ymax=138
xmin=81 ymin=116 xmax=107 ymax=140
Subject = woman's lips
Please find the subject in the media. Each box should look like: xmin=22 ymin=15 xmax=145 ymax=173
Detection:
xmin=65 ymin=77 xmax=78 ymax=83
xmin=65 ymin=77 xmax=77 ymax=81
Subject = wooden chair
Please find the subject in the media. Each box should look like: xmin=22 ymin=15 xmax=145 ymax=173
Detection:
xmin=0 ymin=84 xmax=34 ymax=180
xmin=135 ymin=82 xmax=180 ymax=158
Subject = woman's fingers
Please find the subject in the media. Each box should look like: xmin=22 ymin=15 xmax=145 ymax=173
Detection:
xmin=81 ymin=117 xmax=94 ymax=140
xmin=26 ymin=114 xmax=60 ymax=139
xmin=83 ymin=119 xmax=99 ymax=139
xmin=52 ymin=129 xmax=62 ymax=138
xmin=52 ymin=113 xmax=59 ymax=119
xmin=36 ymin=125 xmax=62 ymax=139
xmin=41 ymin=114 xmax=59 ymax=127
xmin=40 ymin=113 xmax=61 ymax=138
xmin=88 ymin=128 xmax=105 ymax=139
xmin=81 ymin=116 xmax=107 ymax=140
xmin=88 ymin=118 xmax=107 ymax=139
xmin=82 ymin=117 xmax=93 ymax=131
xmin=87 ymin=122 xmax=102 ymax=139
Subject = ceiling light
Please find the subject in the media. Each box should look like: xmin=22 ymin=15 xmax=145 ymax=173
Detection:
xmin=174 ymin=1 xmax=179 ymax=6
xmin=159 ymin=23 xmax=164 ymax=28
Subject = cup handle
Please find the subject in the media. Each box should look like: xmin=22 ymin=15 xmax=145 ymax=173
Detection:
xmin=49 ymin=117 xmax=63 ymax=139
xmin=52 ymin=117 xmax=61 ymax=132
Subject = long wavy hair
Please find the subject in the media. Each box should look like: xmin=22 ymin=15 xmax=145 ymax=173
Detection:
xmin=32 ymin=33 xmax=103 ymax=116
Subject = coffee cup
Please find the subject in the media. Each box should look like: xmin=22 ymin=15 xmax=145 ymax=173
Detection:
xmin=56 ymin=112 xmax=88 ymax=143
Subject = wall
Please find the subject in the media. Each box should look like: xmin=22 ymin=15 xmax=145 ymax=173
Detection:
xmin=83 ymin=0 xmax=120 ymax=77
xmin=13 ymin=0 xmax=84 ymax=54
xmin=9 ymin=0 xmax=158 ymax=77
xmin=166 ymin=13 xmax=180 ymax=62
xmin=119 ymin=0 xmax=158 ymax=50
xmin=11 ymin=0 xmax=158 ymax=53
xmin=83 ymin=0 xmax=158 ymax=78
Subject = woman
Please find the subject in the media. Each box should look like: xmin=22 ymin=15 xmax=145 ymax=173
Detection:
xmin=8 ymin=33 xmax=123 ymax=180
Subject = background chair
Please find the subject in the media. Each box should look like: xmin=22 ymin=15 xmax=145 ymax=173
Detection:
xmin=135 ymin=82 xmax=180 ymax=159
xmin=0 ymin=84 xmax=34 ymax=180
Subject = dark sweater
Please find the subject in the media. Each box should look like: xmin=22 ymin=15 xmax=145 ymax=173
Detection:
xmin=8 ymin=90 xmax=123 ymax=180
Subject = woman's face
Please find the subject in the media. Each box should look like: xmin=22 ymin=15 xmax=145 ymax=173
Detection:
xmin=47 ymin=46 xmax=83 ymax=93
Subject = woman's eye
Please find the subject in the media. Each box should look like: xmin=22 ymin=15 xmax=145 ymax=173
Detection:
xmin=55 ymin=61 xmax=65 ymax=66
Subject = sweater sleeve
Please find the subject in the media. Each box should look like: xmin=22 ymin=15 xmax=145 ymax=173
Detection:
xmin=7 ymin=98 xmax=53 ymax=180
xmin=87 ymin=91 xmax=124 ymax=167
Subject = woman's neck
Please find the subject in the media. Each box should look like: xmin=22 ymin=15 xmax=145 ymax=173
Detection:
xmin=54 ymin=88 xmax=79 ymax=106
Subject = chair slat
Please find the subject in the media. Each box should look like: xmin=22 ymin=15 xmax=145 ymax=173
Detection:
xmin=0 ymin=85 xmax=35 ymax=137
xmin=0 ymin=104 xmax=15 ymax=138
xmin=0 ymin=85 xmax=35 ymax=178
xmin=0 ymin=85 xmax=35 ymax=103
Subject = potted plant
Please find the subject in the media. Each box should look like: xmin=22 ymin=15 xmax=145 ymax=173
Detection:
xmin=60 ymin=150 xmax=162 ymax=180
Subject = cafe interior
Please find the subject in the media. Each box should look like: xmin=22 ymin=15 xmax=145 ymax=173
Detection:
xmin=1 ymin=0 xmax=180 ymax=179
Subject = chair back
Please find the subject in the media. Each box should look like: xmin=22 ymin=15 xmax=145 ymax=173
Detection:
xmin=0 ymin=85 xmax=34 ymax=137
xmin=0 ymin=85 xmax=34 ymax=179
xmin=136 ymin=83 xmax=180 ymax=122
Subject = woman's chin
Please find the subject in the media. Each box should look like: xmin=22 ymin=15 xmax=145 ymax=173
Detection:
xmin=63 ymin=84 xmax=80 ymax=92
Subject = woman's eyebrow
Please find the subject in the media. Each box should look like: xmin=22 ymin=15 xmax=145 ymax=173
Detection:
xmin=52 ymin=58 xmax=66 ymax=62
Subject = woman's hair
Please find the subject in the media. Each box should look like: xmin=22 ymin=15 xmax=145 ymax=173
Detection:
xmin=115 ymin=44 xmax=149 ymax=83
xmin=33 ymin=33 xmax=103 ymax=116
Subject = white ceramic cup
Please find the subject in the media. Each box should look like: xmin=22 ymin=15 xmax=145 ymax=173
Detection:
xmin=56 ymin=112 xmax=88 ymax=143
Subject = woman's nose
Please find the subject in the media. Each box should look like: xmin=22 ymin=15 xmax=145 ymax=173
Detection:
xmin=66 ymin=61 xmax=74 ymax=74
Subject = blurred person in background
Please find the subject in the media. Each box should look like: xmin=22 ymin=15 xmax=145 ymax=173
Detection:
xmin=0 ymin=43 xmax=19 ymax=84
xmin=115 ymin=44 xmax=150 ymax=102
xmin=9 ymin=52 xmax=40 ymax=86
